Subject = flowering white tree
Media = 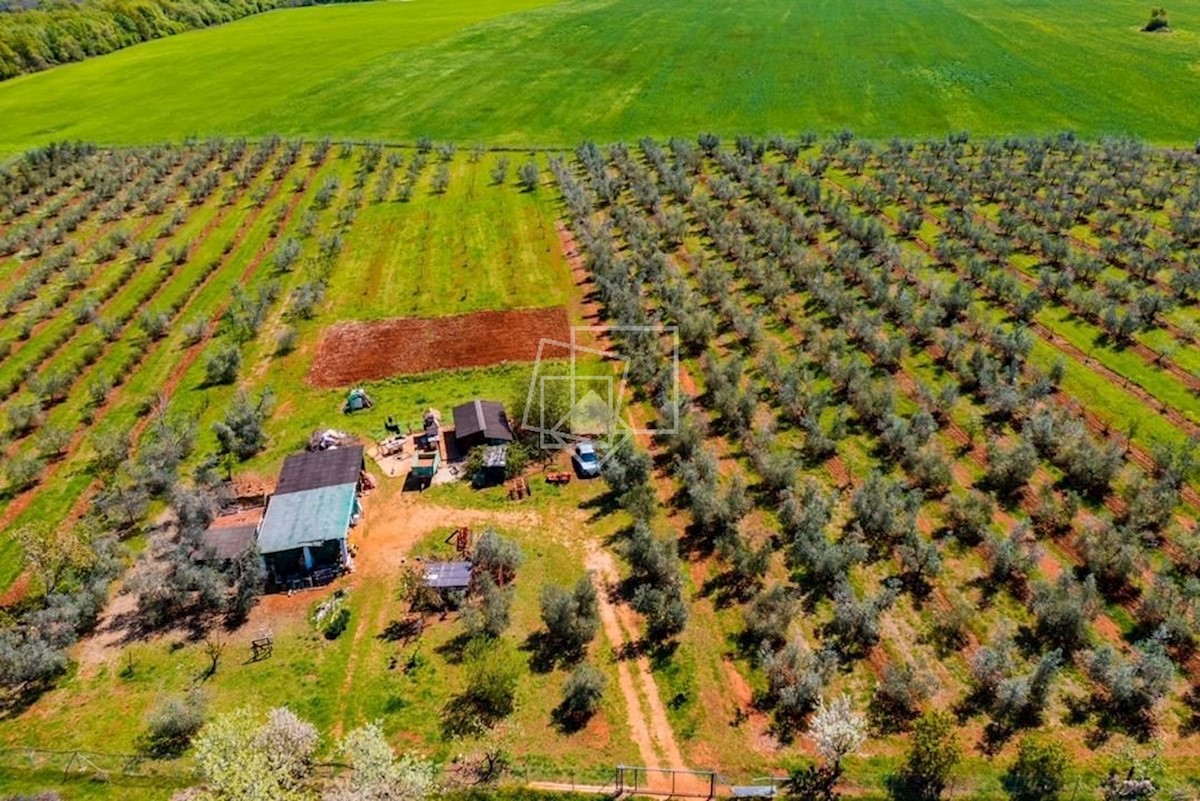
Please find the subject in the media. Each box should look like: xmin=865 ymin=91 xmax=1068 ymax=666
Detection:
xmin=785 ymin=694 xmax=869 ymax=801
xmin=324 ymin=721 xmax=437 ymax=801
xmin=809 ymin=694 xmax=868 ymax=769
xmin=192 ymin=706 xmax=318 ymax=801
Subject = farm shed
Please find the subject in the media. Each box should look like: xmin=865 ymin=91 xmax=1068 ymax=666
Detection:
xmin=423 ymin=561 xmax=473 ymax=591
xmin=258 ymin=484 xmax=360 ymax=585
xmin=195 ymin=524 xmax=257 ymax=564
xmin=258 ymin=445 xmax=365 ymax=588
xmin=452 ymin=400 xmax=513 ymax=451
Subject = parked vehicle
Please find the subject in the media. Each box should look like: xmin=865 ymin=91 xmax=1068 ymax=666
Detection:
xmin=573 ymin=441 xmax=601 ymax=477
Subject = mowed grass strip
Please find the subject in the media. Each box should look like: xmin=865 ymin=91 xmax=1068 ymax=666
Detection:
xmin=327 ymin=152 xmax=572 ymax=320
xmin=1 ymin=0 xmax=1200 ymax=153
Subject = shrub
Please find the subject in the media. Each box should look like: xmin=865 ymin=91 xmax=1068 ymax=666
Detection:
xmin=743 ymin=586 xmax=798 ymax=651
xmin=517 ymin=161 xmax=539 ymax=192
xmin=431 ymin=164 xmax=451 ymax=194
xmin=1084 ymin=637 xmax=1175 ymax=734
xmin=848 ymin=471 xmax=919 ymax=555
xmin=324 ymin=608 xmax=350 ymax=640
xmin=869 ymin=661 xmax=937 ymax=734
xmin=461 ymin=639 xmax=521 ymax=723
xmin=1143 ymin=7 xmax=1169 ymax=31
xmin=213 ymin=389 xmax=273 ymax=462
xmin=332 ymin=722 xmax=436 ymax=800
xmin=984 ymin=436 xmax=1038 ymax=500
xmin=472 ymin=530 xmax=523 ymax=585
xmin=631 ymin=581 xmax=688 ymax=640
xmin=274 ymin=326 xmax=297 ymax=356
xmin=539 ymin=577 xmax=599 ymax=661
xmin=7 ymin=399 xmax=43 ymax=437
xmin=490 ymin=157 xmax=509 ymax=186
xmin=1002 ymin=737 xmax=1068 ymax=801
xmin=891 ymin=710 xmax=961 ymax=801
xmin=464 ymin=573 xmax=513 ymax=640
xmin=760 ymin=639 xmax=831 ymax=736
xmin=140 ymin=689 xmax=208 ymax=758
xmin=1030 ymin=574 xmax=1099 ymax=654
xmin=5 ymin=455 xmax=44 ymax=493
xmin=943 ymin=490 xmax=994 ymax=545
xmin=204 ymin=343 xmax=241 ymax=386
xmin=824 ymin=582 xmax=896 ymax=662
xmin=35 ymin=425 xmax=70 ymax=459
xmin=555 ymin=663 xmax=606 ymax=731
xmin=137 ymin=309 xmax=170 ymax=341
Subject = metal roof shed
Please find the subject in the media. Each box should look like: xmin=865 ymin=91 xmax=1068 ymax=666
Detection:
xmin=423 ymin=561 xmax=473 ymax=590
xmin=258 ymin=482 xmax=359 ymax=555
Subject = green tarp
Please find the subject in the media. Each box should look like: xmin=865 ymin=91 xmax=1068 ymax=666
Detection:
xmin=258 ymin=482 xmax=358 ymax=555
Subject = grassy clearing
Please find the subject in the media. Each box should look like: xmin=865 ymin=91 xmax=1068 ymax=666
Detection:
xmin=326 ymin=152 xmax=572 ymax=320
xmin=2 ymin=0 xmax=1200 ymax=152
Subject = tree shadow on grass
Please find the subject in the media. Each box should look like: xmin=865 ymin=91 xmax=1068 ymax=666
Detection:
xmin=520 ymin=630 xmax=585 ymax=674
xmin=434 ymin=630 xmax=473 ymax=665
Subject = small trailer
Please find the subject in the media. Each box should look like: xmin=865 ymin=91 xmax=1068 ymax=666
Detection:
xmin=546 ymin=471 xmax=572 ymax=485
xmin=412 ymin=449 xmax=441 ymax=480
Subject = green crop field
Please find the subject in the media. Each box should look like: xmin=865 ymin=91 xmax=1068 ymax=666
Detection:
xmin=1 ymin=0 xmax=1200 ymax=155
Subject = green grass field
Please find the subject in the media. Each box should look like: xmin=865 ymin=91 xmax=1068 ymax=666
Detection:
xmin=2 ymin=0 xmax=1200 ymax=154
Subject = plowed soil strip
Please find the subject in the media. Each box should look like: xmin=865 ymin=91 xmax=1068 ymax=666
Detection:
xmin=309 ymin=306 xmax=571 ymax=387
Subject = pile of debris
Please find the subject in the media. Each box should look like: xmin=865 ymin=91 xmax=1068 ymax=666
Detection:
xmin=308 ymin=429 xmax=357 ymax=452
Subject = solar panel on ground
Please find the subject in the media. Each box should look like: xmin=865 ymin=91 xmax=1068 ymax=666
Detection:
xmin=423 ymin=561 xmax=472 ymax=589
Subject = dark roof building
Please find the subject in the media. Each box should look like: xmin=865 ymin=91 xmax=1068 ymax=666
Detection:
xmin=452 ymin=400 xmax=513 ymax=450
xmin=197 ymin=524 xmax=257 ymax=562
xmin=257 ymin=445 xmax=364 ymax=586
xmin=274 ymin=445 xmax=364 ymax=496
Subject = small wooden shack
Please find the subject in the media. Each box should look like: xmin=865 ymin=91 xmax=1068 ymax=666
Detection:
xmin=452 ymin=400 xmax=513 ymax=452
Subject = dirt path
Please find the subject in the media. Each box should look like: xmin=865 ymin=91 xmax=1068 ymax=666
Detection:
xmin=584 ymin=541 xmax=698 ymax=790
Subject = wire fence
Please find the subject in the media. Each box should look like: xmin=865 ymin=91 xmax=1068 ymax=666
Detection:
xmin=0 ymin=747 xmax=163 ymax=777
xmin=0 ymin=747 xmax=1104 ymax=799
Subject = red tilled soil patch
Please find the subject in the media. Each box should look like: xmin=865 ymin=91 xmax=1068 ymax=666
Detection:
xmin=308 ymin=307 xmax=571 ymax=387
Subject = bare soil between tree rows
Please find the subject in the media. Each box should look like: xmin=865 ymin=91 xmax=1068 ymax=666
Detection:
xmin=308 ymin=306 xmax=571 ymax=387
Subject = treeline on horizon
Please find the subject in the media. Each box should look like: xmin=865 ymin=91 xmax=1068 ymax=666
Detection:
xmin=0 ymin=0 xmax=372 ymax=80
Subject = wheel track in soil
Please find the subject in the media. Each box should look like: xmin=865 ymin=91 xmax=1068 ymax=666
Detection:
xmin=559 ymin=221 xmax=703 ymax=779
